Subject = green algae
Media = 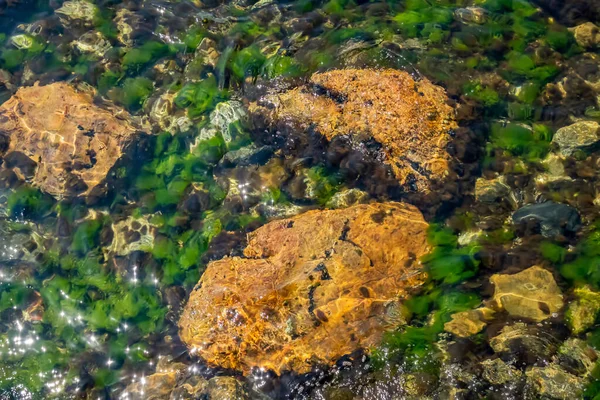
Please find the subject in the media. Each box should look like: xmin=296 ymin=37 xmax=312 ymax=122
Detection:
xmin=108 ymin=76 xmax=154 ymax=111
xmin=372 ymin=224 xmax=481 ymax=372
xmin=488 ymin=122 xmax=552 ymax=161
xmin=0 ymin=0 xmax=599 ymax=396
xmin=175 ymin=76 xmax=227 ymax=119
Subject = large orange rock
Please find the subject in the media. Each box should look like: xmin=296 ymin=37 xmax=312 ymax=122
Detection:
xmin=179 ymin=202 xmax=430 ymax=374
xmin=0 ymin=82 xmax=147 ymax=198
xmin=249 ymin=69 xmax=457 ymax=193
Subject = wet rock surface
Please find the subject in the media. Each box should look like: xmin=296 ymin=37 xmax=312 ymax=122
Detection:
xmin=0 ymin=82 xmax=148 ymax=198
xmin=552 ymin=120 xmax=600 ymax=156
xmin=512 ymin=202 xmax=581 ymax=237
xmin=179 ymin=202 xmax=429 ymax=374
xmin=490 ymin=266 xmax=564 ymax=322
xmin=249 ymin=69 xmax=458 ymax=193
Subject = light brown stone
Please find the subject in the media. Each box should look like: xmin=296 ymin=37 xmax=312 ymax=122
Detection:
xmin=444 ymin=307 xmax=494 ymax=337
xmin=0 ymin=82 xmax=147 ymax=198
xmin=569 ymin=22 xmax=600 ymax=49
xmin=490 ymin=266 xmax=563 ymax=322
xmin=179 ymin=202 xmax=430 ymax=374
xmin=250 ymin=69 xmax=457 ymax=193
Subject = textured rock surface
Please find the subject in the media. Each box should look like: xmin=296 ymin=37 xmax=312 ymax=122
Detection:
xmin=444 ymin=307 xmax=494 ymax=337
xmin=475 ymin=176 xmax=511 ymax=203
xmin=490 ymin=266 xmax=563 ymax=322
xmin=569 ymin=22 xmax=600 ymax=49
xmin=566 ymin=286 xmax=600 ymax=334
xmin=480 ymin=358 xmax=522 ymax=385
xmin=525 ymin=365 xmax=584 ymax=399
xmin=249 ymin=69 xmax=457 ymax=193
xmin=490 ymin=322 xmax=559 ymax=363
xmin=106 ymin=215 xmax=157 ymax=257
xmin=552 ymin=120 xmax=600 ymax=156
xmin=179 ymin=202 xmax=430 ymax=374
xmin=0 ymin=82 xmax=146 ymax=198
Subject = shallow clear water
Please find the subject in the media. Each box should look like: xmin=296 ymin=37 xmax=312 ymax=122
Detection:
xmin=0 ymin=0 xmax=599 ymax=398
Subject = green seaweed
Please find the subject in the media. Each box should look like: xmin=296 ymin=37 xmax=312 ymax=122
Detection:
xmin=109 ymin=77 xmax=154 ymax=111
xmin=122 ymin=41 xmax=170 ymax=72
xmin=7 ymin=186 xmax=53 ymax=219
xmin=463 ymin=81 xmax=500 ymax=107
xmin=488 ymin=122 xmax=552 ymax=160
xmin=175 ymin=76 xmax=227 ymax=119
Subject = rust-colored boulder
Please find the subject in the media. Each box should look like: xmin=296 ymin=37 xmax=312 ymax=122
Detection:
xmin=0 ymin=82 xmax=147 ymax=198
xmin=249 ymin=69 xmax=457 ymax=193
xmin=179 ymin=202 xmax=430 ymax=374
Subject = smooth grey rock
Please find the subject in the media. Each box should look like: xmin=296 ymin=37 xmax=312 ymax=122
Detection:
xmin=512 ymin=202 xmax=581 ymax=237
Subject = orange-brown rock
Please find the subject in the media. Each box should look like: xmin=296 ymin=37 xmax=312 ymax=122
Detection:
xmin=179 ymin=202 xmax=430 ymax=374
xmin=0 ymin=82 xmax=147 ymax=198
xmin=249 ymin=69 xmax=457 ymax=192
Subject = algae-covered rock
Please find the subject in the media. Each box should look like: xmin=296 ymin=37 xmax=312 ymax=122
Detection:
xmin=552 ymin=120 xmax=600 ymax=156
xmin=179 ymin=202 xmax=429 ymax=374
xmin=566 ymin=285 xmax=600 ymax=334
xmin=193 ymin=100 xmax=247 ymax=149
xmin=525 ymin=365 xmax=584 ymax=400
xmin=54 ymin=0 xmax=97 ymax=27
xmin=490 ymin=322 xmax=559 ymax=363
xmin=72 ymin=32 xmax=111 ymax=57
xmin=326 ymin=188 xmax=369 ymax=209
xmin=554 ymin=338 xmax=599 ymax=377
xmin=0 ymin=82 xmax=147 ymax=198
xmin=124 ymin=358 xmax=189 ymax=400
xmin=490 ymin=266 xmax=563 ymax=322
xmin=250 ymin=69 xmax=457 ymax=193
xmin=206 ymin=376 xmax=249 ymax=400
xmin=480 ymin=358 xmax=522 ymax=386
xmin=569 ymin=22 xmax=600 ymax=49
xmin=106 ymin=215 xmax=157 ymax=257
xmin=474 ymin=176 xmax=511 ymax=203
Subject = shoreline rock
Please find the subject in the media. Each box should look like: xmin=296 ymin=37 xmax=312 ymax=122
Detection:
xmin=249 ymin=68 xmax=457 ymax=194
xmin=179 ymin=202 xmax=430 ymax=374
xmin=0 ymin=82 xmax=149 ymax=198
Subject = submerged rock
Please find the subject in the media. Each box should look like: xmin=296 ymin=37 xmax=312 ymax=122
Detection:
xmin=0 ymin=82 xmax=147 ymax=198
xmin=179 ymin=202 xmax=429 ymax=374
xmin=250 ymin=69 xmax=457 ymax=193
xmin=54 ymin=0 xmax=97 ymax=27
xmin=193 ymin=100 xmax=248 ymax=149
xmin=444 ymin=307 xmax=494 ymax=337
xmin=566 ymin=285 xmax=600 ymax=334
xmin=123 ymin=359 xmax=250 ymax=400
xmin=490 ymin=266 xmax=563 ymax=322
xmin=206 ymin=377 xmax=249 ymax=400
xmin=454 ymin=7 xmax=489 ymax=24
xmin=525 ymin=365 xmax=584 ymax=399
xmin=480 ymin=358 xmax=522 ymax=386
xmin=512 ymin=202 xmax=581 ymax=237
xmin=124 ymin=359 xmax=189 ymax=400
xmin=554 ymin=338 xmax=599 ymax=377
xmin=474 ymin=176 xmax=511 ymax=204
xmin=552 ymin=120 xmax=600 ymax=156
xmin=490 ymin=322 xmax=559 ymax=364
xmin=326 ymin=188 xmax=369 ymax=209
xmin=105 ymin=215 xmax=157 ymax=257
xmin=569 ymin=22 xmax=600 ymax=49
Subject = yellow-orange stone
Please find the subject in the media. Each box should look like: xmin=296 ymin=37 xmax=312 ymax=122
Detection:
xmin=0 ymin=82 xmax=144 ymax=198
xmin=179 ymin=202 xmax=430 ymax=374
xmin=250 ymin=69 xmax=457 ymax=192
